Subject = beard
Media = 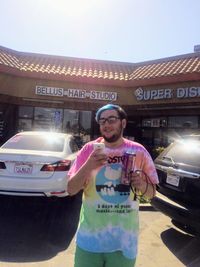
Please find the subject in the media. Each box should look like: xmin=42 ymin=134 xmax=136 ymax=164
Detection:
xmin=101 ymin=124 xmax=123 ymax=143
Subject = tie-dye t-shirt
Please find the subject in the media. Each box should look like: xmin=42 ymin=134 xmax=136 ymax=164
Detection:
xmin=68 ymin=137 xmax=158 ymax=260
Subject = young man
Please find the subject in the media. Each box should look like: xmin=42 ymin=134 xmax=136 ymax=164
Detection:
xmin=67 ymin=104 xmax=158 ymax=267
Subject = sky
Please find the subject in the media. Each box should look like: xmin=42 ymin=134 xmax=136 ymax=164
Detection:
xmin=0 ymin=0 xmax=200 ymax=63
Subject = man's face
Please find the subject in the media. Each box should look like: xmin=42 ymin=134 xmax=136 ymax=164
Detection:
xmin=98 ymin=109 xmax=126 ymax=143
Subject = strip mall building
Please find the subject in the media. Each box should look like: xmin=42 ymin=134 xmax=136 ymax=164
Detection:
xmin=0 ymin=45 xmax=200 ymax=155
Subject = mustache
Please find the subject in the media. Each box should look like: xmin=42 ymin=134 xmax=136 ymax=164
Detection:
xmin=102 ymin=125 xmax=124 ymax=143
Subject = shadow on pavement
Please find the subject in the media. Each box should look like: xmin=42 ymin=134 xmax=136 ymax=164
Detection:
xmin=161 ymin=228 xmax=200 ymax=267
xmin=0 ymin=192 xmax=82 ymax=262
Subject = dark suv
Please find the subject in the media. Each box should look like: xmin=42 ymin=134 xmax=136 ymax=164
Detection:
xmin=151 ymin=135 xmax=200 ymax=235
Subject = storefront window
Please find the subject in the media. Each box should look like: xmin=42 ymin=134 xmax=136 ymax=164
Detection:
xmin=0 ymin=111 xmax=4 ymax=139
xmin=18 ymin=119 xmax=32 ymax=131
xmin=16 ymin=106 xmax=92 ymax=146
xmin=18 ymin=106 xmax=33 ymax=132
xmin=19 ymin=106 xmax=33 ymax=118
xmin=141 ymin=129 xmax=153 ymax=146
xmin=168 ymin=116 xmax=198 ymax=128
xmin=63 ymin=109 xmax=79 ymax=134
xmin=34 ymin=107 xmax=63 ymax=131
xmin=63 ymin=109 xmax=92 ymax=146
xmin=154 ymin=129 xmax=168 ymax=147
xmin=79 ymin=111 xmax=92 ymax=143
xmin=142 ymin=117 xmax=167 ymax=128
xmin=142 ymin=119 xmax=151 ymax=127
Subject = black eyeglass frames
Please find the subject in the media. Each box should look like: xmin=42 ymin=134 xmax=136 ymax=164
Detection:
xmin=98 ymin=116 xmax=120 ymax=125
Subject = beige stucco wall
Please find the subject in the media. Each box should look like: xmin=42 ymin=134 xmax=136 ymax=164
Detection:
xmin=1 ymin=73 xmax=200 ymax=109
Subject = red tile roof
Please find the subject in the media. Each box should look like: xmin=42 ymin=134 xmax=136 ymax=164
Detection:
xmin=0 ymin=45 xmax=200 ymax=87
xmin=129 ymin=54 xmax=200 ymax=86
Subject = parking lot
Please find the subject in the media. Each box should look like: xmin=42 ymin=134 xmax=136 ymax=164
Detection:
xmin=0 ymin=194 xmax=199 ymax=267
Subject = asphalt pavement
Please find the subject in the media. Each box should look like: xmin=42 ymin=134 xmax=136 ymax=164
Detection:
xmin=67 ymin=204 xmax=200 ymax=267
xmin=0 ymin=196 xmax=199 ymax=267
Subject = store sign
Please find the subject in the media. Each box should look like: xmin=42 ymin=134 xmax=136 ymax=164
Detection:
xmin=36 ymin=86 xmax=117 ymax=101
xmin=134 ymin=86 xmax=200 ymax=101
xmin=36 ymin=86 xmax=64 ymax=96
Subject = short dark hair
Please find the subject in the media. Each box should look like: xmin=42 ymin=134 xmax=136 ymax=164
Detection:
xmin=95 ymin=104 xmax=127 ymax=122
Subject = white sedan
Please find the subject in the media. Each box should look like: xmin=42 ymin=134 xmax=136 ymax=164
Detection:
xmin=0 ymin=131 xmax=79 ymax=197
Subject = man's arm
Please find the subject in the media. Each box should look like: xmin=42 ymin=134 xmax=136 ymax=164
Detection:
xmin=67 ymin=149 xmax=107 ymax=196
xmin=131 ymin=149 xmax=158 ymax=200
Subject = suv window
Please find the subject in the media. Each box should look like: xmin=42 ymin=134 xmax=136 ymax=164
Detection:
xmin=162 ymin=139 xmax=200 ymax=166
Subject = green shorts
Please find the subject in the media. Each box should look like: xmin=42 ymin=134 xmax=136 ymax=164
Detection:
xmin=74 ymin=246 xmax=136 ymax=267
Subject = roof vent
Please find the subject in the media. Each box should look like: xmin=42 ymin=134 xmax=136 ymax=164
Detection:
xmin=194 ymin=45 xmax=200 ymax=53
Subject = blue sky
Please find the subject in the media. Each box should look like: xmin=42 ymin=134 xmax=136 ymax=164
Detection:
xmin=1 ymin=0 xmax=200 ymax=63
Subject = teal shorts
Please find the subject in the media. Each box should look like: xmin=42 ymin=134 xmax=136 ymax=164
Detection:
xmin=74 ymin=246 xmax=136 ymax=267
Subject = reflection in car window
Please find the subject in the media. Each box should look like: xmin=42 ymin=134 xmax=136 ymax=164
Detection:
xmin=2 ymin=135 xmax=65 ymax=152
xmin=164 ymin=140 xmax=200 ymax=166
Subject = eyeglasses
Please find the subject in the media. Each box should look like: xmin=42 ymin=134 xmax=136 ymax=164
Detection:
xmin=98 ymin=116 xmax=120 ymax=125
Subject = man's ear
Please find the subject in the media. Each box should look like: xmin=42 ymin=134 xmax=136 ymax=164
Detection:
xmin=122 ymin=119 xmax=127 ymax=129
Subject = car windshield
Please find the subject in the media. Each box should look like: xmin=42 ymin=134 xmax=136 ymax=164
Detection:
xmin=1 ymin=134 xmax=65 ymax=152
xmin=164 ymin=138 xmax=200 ymax=166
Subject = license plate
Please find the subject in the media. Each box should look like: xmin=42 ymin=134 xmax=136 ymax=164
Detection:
xmin=14 ymin=163 xmax=33 ymax=174
xmin=166 ymin=174 xmax=180 ymax=187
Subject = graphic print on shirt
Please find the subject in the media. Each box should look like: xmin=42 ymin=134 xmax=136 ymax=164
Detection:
xmin=73 ymin=142 xmax=153 ymax=260
xmin=96 ymin=163 xmax=130 ymax=204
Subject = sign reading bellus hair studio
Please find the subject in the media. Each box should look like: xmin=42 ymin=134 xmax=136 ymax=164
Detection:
xmin=135 ymin=86 xmax=200 ymax=101
xmin=35 ymin=86 xmax=117 ymax=101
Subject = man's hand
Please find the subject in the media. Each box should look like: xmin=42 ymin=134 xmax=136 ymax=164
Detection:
xmin=130 ymin=170 xmax=146 ymax=192
xmin=130 ymin=170 xmax=156 ymax=199
xmin=85 ymin=149 xmax=108 ymax=171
